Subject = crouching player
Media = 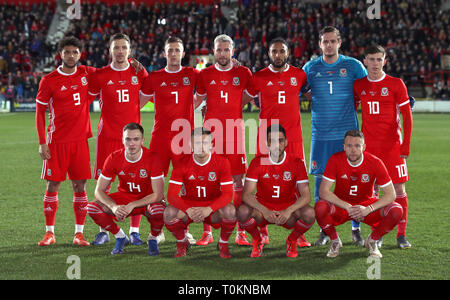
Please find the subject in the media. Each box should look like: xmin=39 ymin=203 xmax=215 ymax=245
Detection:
xmin=87 ymin=123 xmax=165 ymax=255
xmin=164 ymin=128 xmax=237 ymax=258
xmin=238 ymin=124 xmax=315 ymax=258
xmin=315 ymin=130 xmax=403 ymax=258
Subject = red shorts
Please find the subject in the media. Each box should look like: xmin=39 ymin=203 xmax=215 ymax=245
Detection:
xmin=94 ymin=136 xmax=123 ymax=179
xmin=366 ymin=144 xmax=409 ymax=184
xmin=109 ymin=191 xmax=165 ymax=216
xmin=318 ymin=198 xmax=385 ymax=227
xmin=149 ymin=133 xmax=187 ymax=176
xmin=221 ymin=153 xmax=247 ymax=176
xmin=41 ymin=140 xmax=91 ymax=182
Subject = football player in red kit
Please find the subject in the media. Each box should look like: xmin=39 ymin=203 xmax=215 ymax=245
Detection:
xmin=238 ymin=124 xmax=315 ymax=258
xmin=194 ymin=34 xmax=252 ymax=246
xmin=87 ymin=123 xmax=165 ymax=255
xmin=354 ymin=45 xmax=413 ymax=249
xmin=164 ymin=128 xmax=237 ymax=258
xmin=315 ymin=130 xmax=403 ymax=258
xmin=36 ymin=36 xmax=94 ymax=247
xmin=88 ymin=33 xmax=148 ymax=245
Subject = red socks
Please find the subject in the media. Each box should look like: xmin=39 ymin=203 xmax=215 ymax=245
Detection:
xmin=43 ymin=191 xmax=58 ymax=229
xmin=395 ymin=193 xmax=408 ymax=237
xmin=73 ymin=191 xmax=88 ymax=229
xmin=87 ymin=202 xmax=120 ymax=235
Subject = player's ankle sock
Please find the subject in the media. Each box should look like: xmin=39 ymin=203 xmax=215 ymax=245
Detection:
xmin=147 ymin=203 xmax=165 ymax=237
xmin=129 ymin=215 xmax=142 ymax=232
xmin=315 ymin=200 xmax=338 ymax=240
xmin=203 ymin=222 xmax=212 ymax=234
xmin=372 ymin=202 xmax=403 ymax=240
xmin=220 ymin=218 xmax=237 ymax=242
xmin=165 ymin=218 xmax=187 ymax=241
xmin=43 ymin=191 xmax=58 ymax=231
xmin=114 ymin=229 xmax=126 ymax=239
xmin=287 ymin=219 xmax=314 ymax=242
xmin=240 ymin=218 xmax=261 ymax=242
xmin=395 ymin=193 xmax=408 ymax=237
xmin=87 ymin=202 xmax=120 ymax=235
xmin=73 ymin=191 xmax=88 ymax=232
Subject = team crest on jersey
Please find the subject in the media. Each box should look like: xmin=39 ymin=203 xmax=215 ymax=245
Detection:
xmin=139 ymin=169 xmax=148 ymax=178
xmin=232 ymin=77 xmax=240 ymax=86
xmin=208 ymin=172 xmax=216 ymax=181
xmin=361 ymin=174 xmax=370 ymax=182
xmin=131 ymin=76 xmax=138 ymax=85
xmin=339 ymin=68 xmax=347 ymax=77
xmin=381 ymin=87 xmax=389 ymax=96
xmin=81 ymin=76 xmax=88 ymax=85
xmin=290 ymin=77 xmax=297 ymax=86
xmin=283 ymin=171 xmax=292 ymax=181
xmin=183 ymin=77 xmax=190 ymax=85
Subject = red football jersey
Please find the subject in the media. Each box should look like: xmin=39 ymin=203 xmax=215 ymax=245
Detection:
xmin=36 ymin=65 xmax=94 ymax=144
xmin=141 ymin=66 xmax=198 ymax=137
xmin=246 ymin=64 xmax=307 ymax=143
xmin=100 ymin=147 xmax=164 ymax=198
xmin=196 ymin=63 xmax=252 ymax=147
xmin=354 ymin=73 xmax=410 ymax=147
xmin=88 ymin=63 xmax=148 ymax=140
xmin=169 ymin=153 xmax=233 ymax=205
xmin=246 ymin=152 xmax=309 ymax=211
xmin=322 ymin=151 xmax=392 ymax=205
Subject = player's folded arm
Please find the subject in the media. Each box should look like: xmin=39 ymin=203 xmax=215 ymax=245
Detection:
xmin=167 ymin=180 xmax=190 ymax=213
xmin=209 ymin=182 xmax=234 ymax=212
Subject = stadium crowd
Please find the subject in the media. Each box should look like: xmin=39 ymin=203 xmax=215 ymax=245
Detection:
xmin=0 ymin=0 xmax=449 ymax=105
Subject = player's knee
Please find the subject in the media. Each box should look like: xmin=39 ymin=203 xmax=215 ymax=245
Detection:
xmin=163 ymin=205 xmax=179 ymax=223
xmin=71 ymin=180 xmax=87 ymax=193
xmin=383 ymin=202 xmax=403 ymax=221
xmin=314 ymin=200 xmax=331 ymax=218
xmin=300 ymin=206 xmax=315 ymax=224
xmin=236 ymin=204 xmax=252 ymax=222
xmin=221 ymin=203 xmax=236 ymax=220
xmin=46 ymin=180 xmax=61 ymax=193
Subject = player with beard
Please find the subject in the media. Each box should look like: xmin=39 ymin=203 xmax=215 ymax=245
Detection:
xmin=194 ymin=34 xmax=252 ymax=246
xmin=36 ymin=36 xmax=94 ymax=247
xmin=315 ymin=130 xmax=402 ymax=258
xmin=244 ymin=37 xmax=310 ymax=247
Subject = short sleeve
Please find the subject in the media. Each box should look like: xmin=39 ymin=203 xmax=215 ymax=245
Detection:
xmin=245 ymin=157 xmax=260 ymax=182
xmin=322 ymin=154 xmax=338 ymax=182
xmin=219 ymin=158 xmax=233 ymax=186
xmin=88 ymin=70 xmax=101 ymax=96
xmin=100 ymin=152 xmax=116 ymax=181
xmin=374 ymin=157 xmax=392 ymax=188
xmin=195 ymin=70 xmax=207 ymax=96
xmin=140 ymin=74 xmax=155 ymax=97
xmin=395 ymin=78 xmax=410 ymax=107
xmin=294 ymin=159 xmax=309 ymax=183
xmin=353 ymin=59 xmax=368 ymax=80
xmin=169 ymin=165 xmax=184 ymax=186
xmin=245 ymin=74 xmax=259 ymax=98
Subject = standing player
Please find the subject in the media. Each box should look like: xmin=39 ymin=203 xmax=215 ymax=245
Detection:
xmin=88 ymin=33 xmax=149 ymax=245
xmin=164 ymin=128 xmax=237 ymax=258
xmin=244 ymin=37 xmax=310 ymax=247
xmin=194 ymin=34 xmax=252 ymax=246
xmin=140 ymin=37 xmax=199 ymax=176
xmin=302 ymin=26 xmax=368 ymax=246
xmin=354 ymin=45 xmax=413 ymax=249
xmin=87 ymin=123 xmax=165 ymax=255
xmin=140 ymin=36 xmax=199 ymax=245
xmin=238 ymin=124 xmax=315 ymax=258
xmin=315 ymin=130 xmax=403 ymax=258
xmin=35 ymin=36 xmax=93 ymax=247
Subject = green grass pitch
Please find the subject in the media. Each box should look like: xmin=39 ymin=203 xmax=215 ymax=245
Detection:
xmin=0 ymin=111 xmax=448 ymax=280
